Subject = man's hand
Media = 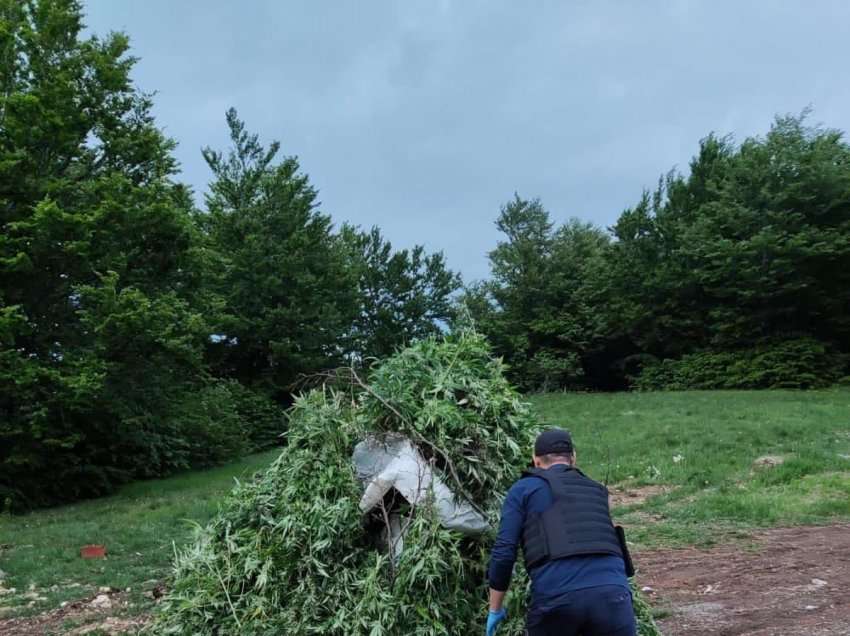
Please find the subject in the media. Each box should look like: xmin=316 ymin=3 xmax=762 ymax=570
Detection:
xmin=485 ymin=608 xmax=506 ymax=636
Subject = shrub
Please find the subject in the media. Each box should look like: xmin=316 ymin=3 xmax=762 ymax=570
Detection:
xmin=221 ymin=381 xmax=286 ymax=452
xmin=634 ymin=338 xmax=847 ymax=390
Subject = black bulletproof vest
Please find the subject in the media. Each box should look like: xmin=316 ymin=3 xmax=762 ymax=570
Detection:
xmin=521 ymin=466 xmax=623 ymax=570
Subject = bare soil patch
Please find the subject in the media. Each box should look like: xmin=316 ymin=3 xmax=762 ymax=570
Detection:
xmin=752 ymin=455 xmax=786 ymax=469
xmin=609 ymin=484 xmax=672 ymax=508
xmin=0 ymin=588 xmax=149 ymax=636
xmin=636 ymin=524 xmax=850 ymax=635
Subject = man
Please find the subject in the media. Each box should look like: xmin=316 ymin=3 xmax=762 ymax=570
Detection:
xmin=486 ymin=429 xmax=636 ymax=636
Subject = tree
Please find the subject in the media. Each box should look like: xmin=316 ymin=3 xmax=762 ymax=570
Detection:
xmin=341 ymin=225 xmax=461 ymax=360
xmin=467 ymin=196 xmax=622 ymax=390
xmin=484 ymin=196 xmax=554 ymax=387
xmin=0 ymin=0 xmax=213 ymax=507
xmin=611 ymin=114 xmax=850 ymax=387
xmin=474 ymin=114 xmax=850 ymax=391
xmin=200 ymin=109 xmax=358 ymax=399
xmin=542 ymin=220 xmax=627 ymax=389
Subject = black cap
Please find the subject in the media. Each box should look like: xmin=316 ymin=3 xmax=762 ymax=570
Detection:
xmin=534 ymin=428 xmax=574 ymax=456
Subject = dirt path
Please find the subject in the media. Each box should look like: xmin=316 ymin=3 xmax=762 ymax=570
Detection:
xmin=0 ymin=589 xmax=149 ymax=636
xmin=636 ymin=524 xmax=850 ymax=635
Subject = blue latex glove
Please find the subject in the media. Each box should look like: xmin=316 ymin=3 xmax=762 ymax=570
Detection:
xmin=486 ymin=608 xmax=506 ymax=636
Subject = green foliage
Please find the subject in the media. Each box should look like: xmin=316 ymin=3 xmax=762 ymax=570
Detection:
xmin=164 ymin=380 xmax=285 ymax=470
xmin=633 ymin=586 xmax=663 ymax=636
xmin=152 ymin=331 xmax=662 ymax=635
xmin=150 ymin=330 xmax=544 ymax=635
xmin=199 ymin=109 xmax=359 ymax=398
xmin=0 ymin=2 xmax=471 ymax=511
xmin=223 ymin=379 xmax=287 ymax=450
xmin=471 ymin=113 xmax=850 ymax=391
xmin=0 ymin=1 xmax=280 ymax=510
xmin=153 ymin=391 xmax=364 ymax=635
xmin=0 ymin=0 xmax=202 ymax=508
xmin=340 ymin=225 xmax=461 ymax=361
xmin=360 ymin=330 xmax=533 ymax=504
xmin=197 ymin=114 xmax=462 ymax=397
xmin=462 ymin=197 xmax=626 ymax=391
xmin=610 ymin=114 xmax=850 ymax=384
xmin=634 ymin=339 xmax=848 ymax=390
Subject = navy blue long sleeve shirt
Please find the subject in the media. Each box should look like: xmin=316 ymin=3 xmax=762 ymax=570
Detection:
xmin=488 ymin=464 xmax=629 ymax=606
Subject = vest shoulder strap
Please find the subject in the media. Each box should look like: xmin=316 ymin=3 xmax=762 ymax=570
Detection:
xmin=522 ymin=466 xmax=606 ymax=500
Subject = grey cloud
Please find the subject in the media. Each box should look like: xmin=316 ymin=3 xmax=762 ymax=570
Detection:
xmin=85 ymin=1 xmax=850 ymax=281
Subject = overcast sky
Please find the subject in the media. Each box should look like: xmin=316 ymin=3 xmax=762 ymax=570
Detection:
xmin=83 ymin=1 xmax=850 ymax=281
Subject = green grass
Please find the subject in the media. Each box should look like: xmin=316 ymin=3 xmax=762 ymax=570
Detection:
xmin=0 ymin=449 xmax=281 ymax=619
xmin=2 ymin=389 xmax=850 ymax=624
xmin=530 ymin=389 xmax=850 ymax=548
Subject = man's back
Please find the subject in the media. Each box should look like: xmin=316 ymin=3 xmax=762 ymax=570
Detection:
xmin=485 ymin=429 xmax=636 ymax=636
xmin=488 ymin=464 xmax=629 ymax=607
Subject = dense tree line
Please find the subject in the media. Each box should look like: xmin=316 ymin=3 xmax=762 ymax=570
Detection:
xmin=0 ymin=0 xmax=458 ymax=509
xmin=464 ymin=115 xmax=850 ymax=392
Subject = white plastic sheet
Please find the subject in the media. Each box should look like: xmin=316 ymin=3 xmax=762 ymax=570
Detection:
xmin=352 ymin=434 xmax=490 ymax=536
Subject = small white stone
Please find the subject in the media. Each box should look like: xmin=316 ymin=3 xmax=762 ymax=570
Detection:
xmin=90 ymin=594 xmax=112 ymax=609
xmin=641 ymin=586 xmax=654 ymax=593
xmin=60 ymin=601 xmax=69 ymax=608
xmin=811 ymin=578 xmax=828 ymax=587
xmin=98 ymin=585 xmax=111 ymax=593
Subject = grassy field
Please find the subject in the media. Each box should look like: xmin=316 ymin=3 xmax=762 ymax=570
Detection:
xmin=1 ymin=390 xmax=849 ymax=627
xmin=530 ymin=389 xmax=850 ymax=548
xmin=0 ymin=449 xmax=281 ymax=621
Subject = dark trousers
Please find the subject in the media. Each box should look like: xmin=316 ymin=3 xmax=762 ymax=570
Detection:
xmin=526 ymin=585 xmax=637 ymax=636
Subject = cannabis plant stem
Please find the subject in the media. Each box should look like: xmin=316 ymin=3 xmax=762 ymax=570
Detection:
xmin=212 ymin=560 xmax=242 ymax=631
xmin=379 ymin=499 xmax=397 ymax=582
